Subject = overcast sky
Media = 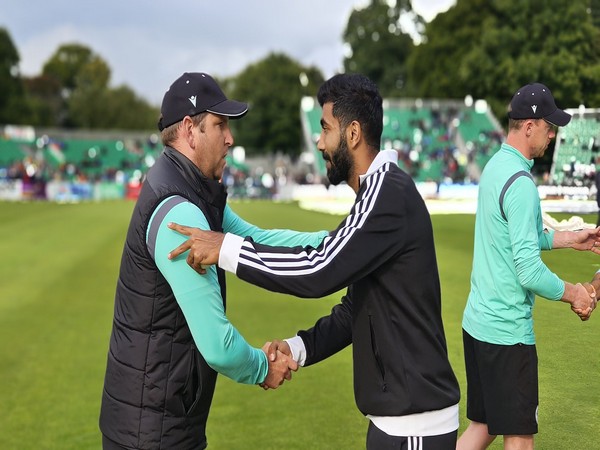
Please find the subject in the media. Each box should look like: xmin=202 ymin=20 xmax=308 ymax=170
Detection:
xmin=1 ymin=0 xmax=454 ymax=105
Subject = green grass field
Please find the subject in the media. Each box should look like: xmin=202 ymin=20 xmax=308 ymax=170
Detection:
xmin=0 ymin=200 xmax=598 ymax=449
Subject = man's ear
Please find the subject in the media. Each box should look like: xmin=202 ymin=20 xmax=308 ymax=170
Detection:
xmin=182 ymin=116 xmax=195 ymax=147
xmin=525 ymin=119 xmax=534 ymax=137
xmin=347 ymin=120 xmax=361 ymax=149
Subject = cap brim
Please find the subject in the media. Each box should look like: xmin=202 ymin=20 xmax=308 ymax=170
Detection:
xmin=206 ymin=99 xmax=248 ymax=119
xmin=545 ymin=109 xmax=571 ymax=127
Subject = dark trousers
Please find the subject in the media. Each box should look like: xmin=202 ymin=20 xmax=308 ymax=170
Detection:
xmin=366 ymin=421 xmax=457 ymax=450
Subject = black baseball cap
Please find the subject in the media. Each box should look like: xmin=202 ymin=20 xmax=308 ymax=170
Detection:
xmin=507 ymin=82 xmax=571 ymax=127
xmin=158 ymin=72 xmax=248 ymax=131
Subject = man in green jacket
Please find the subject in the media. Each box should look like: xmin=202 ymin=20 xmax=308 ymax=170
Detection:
xmin=457 ymin=83 xmax=599 ymax=450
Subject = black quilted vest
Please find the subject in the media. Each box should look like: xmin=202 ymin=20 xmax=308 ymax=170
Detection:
xmin=99 ymin=146 xmax=227 ymax=449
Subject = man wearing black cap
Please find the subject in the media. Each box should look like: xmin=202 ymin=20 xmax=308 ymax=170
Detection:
xmin=456 ymin=83 xmax=600 ymax=450
xmin=99 ymin=72 xmax=327 ymax=449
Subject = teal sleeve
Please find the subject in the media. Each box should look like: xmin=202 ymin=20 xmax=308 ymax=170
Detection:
xmin=504 ymin=179 xmax=564 ymax=300
xmin=540 ymin=229 xmax=555 ymax=251
xmin=223 ymin=204 xmax=329 ymax=247
xmin=147 ymin=197 xmax=268 ymax=384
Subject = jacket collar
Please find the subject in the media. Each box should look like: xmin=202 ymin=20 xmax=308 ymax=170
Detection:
xmin=500 ymin=143 xmax=534 ymax=171
xmin=163 ymin=146 xmax=227 ymax=208
xmin=359 ymin=149 xmax=399 ymax=186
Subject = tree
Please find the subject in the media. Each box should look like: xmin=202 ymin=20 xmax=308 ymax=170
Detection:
xmin=42 ymin=44 xmax=107 ymax=94
xmin=343 ymin=0 xmax=424 ymax=97
xmin=408 ymin=0 xmax=600 ymax=117
xmin=405 ymin=0 xmax=495 ymax=99
xmin=22 ymin=74 xmax=63 ymax=127
xmin=407 ymin=0 xmax=600 ymax=171
xmin=591 ymin=0 xmax=600 ymax=28
xmin=70 ymin=85 xmax=159 ymax=130
xmin=226 ymin=53 xmax=324 ymax=156
xmin=0 ymin=27 xmax=29 ymax=125
xmin=39 ymin=43 xmax=157 ymax=130
xmin=40 ymin=43 xmax=111 ymax=127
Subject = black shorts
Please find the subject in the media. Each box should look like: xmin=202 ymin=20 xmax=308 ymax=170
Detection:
xmin=462 ymin=329 xmax=538 ymax=436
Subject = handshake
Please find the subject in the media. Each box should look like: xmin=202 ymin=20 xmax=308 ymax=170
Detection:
xmin=571 ymin=281 xmax=598 ymax=321
xmin=259 ymin=340 xmax=297 ymax=390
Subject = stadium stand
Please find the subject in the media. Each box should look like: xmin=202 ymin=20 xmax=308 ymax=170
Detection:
xmin=1 ymin=128 xmax=161 ymax=180
xmin=0 ymin=138 xmax=28 ymax=167
xmin=0 ymin=126 xmax=163 ymax=200
xmin=0 ymin=125 xmax=261 ymax=201
xmin=1 ymin=101 xmax=598 ymax=207
xmin=550 ymin=108 xmax=600 ymax=187
xmin=300 ymin=96 xmax=503 ymax=185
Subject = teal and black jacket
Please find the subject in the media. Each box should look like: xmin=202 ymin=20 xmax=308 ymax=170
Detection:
xmin=463 ymin=143 xmax=563 ymax=346
xmin=100 ymin=147 xmax=326 ymax=449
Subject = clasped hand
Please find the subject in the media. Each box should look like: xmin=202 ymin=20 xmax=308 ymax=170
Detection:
xmin=572 ymin=282 xmax=597 ymax=321
xmin=259 ymin=341 xmax=296 ymax=390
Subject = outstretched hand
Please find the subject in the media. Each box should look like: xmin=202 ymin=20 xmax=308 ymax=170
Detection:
xmin=572 ymin=227 xmax=600 ymax=254
xmin=167 ymin=222 xmax=224 ymax=274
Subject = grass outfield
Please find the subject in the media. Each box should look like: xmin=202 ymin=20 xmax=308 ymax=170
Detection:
xmin=0 ymin=200 xmax=598 ymax=449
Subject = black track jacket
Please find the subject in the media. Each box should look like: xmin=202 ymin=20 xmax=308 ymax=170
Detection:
xmin=230 ymin=156 xmax=460 ymax=417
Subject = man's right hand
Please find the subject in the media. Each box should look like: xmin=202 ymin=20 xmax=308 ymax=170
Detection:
xmin=566 ymin=282 xmax=596 ymax=321
xmin=167 ymin=222 xmax=224 ymax=274
xmin=266 ymin=339 xmax=292 ymax=362
xmin=259 ymin=342 xmax=298 ymax=390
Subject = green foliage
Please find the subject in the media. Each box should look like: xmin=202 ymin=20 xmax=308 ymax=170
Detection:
xmin=69 ymin=84 xmax=159 ymax=130
xmin=22 ymin=74 xmax=63 ymax=127
xmin=0 ymin=27 xmax=29 ymax=125
xmin=343 ymin=0 xmax=423 ymax=97
xmin=592 ymin=0 xmax=600 ymax=28
xmin=42 ymin=43 xmax=106 ymax=93
xmin=226 ymin=53 xmax=324 ymax=157
xmin=31 ymin=42 xmax=158 ymax=130
xmin=32 ymin=43 xmax=111 ymax=128
xmin=0 ymin=201 xmax=599 ymax=449
xmin=408 ymin=0 xmax=600 ymax=121
xmin=406 ymin=0 xmax=496 ymax=99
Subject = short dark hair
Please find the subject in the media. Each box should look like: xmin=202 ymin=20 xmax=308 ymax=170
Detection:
xmin=160 ymin=112 xmax=207 ymax=146
xmin=317 ymin=73 xmax=383 ymax=150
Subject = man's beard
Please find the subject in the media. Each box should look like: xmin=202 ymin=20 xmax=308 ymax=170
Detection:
xmin=326 ymin=135 xmax=353 ymax=186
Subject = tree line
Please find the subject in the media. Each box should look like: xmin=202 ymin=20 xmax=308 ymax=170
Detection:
xmin=1 ymin=0 xmax=600 ymax=157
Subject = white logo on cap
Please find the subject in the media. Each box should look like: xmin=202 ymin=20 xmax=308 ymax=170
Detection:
xmin=189 ymin=96 xmax=197 ymax=107
xmin=532 ymin=105 xmax=537 ymax=114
